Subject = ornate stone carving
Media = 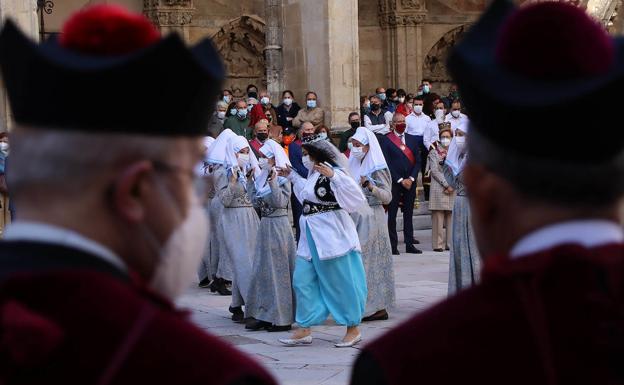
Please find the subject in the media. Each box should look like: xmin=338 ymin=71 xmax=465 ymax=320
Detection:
xmin=423 ymin=25 xmax=467 ymax=83
xmin=379 ymin=13 xmax=426 ymax=27
xmin=212 ymin=16 xmax=267 ymax=96
xmin=378 ymin=0 xmax=397 ymax=14
xmin=400 ymin=0 xmax=426 ymax=11
xmin=143 ymin=0 xmax=194 ymax=28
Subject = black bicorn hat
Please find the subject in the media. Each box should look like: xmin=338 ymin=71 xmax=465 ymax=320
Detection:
xmin=0 ymin=5 xmax=225 ymax=137
xmin=447 ymin=0 xmax=624 ymax=164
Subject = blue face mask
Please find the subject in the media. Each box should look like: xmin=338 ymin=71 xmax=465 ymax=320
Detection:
xmin=318 ymin=132 xmax=328 ymax=140
xmin=237 ymin=109 xmax=248 ymax=119
xmin=247 ymin=104 xmax=254 ymax=112
xmin=378 ymin=93 xmax=387 ymax=101
xmin=230 ymin=108 xmax=237 ymax=116
xmin=307 ymin=100 xmax=317 ymax=109
xmin=423 ymin=85 xmax=430 ymax=94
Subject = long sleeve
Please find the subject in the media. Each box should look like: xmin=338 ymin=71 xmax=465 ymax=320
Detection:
xmin=442 ymin=163 xmax=458 ymax=189
xmin=429 ymin=151 xmax=449 ymax=189
xmin=288 ymin=143 xmax=308 ymax=177
xmin=216 ymin=171 xmax=245 ymax=207
xmin=369 ymin=169 xmax=393 ymax=205
xmin=363 ymin=115 xmax=386 ymax=134
xmin=292 ymin=110 xmax=303 ymax=128
xmin=312 ymin=109 xmax=325 ymax=128
xmin=267 ymin=177 xmax=291 ymax=208
xmin=287 ymin=171 xmax=307 ymax=204
xmin=330 ymin=169 xmax=366 ymax=213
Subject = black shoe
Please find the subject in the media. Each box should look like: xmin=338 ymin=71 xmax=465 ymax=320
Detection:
xmin=406 ymin=244 xmax=423 ymax=254
xmin=445 ymin=246 xmax=450 ymax=251
xmin=211 ymin=278 xmax=232 ymax=296
xmin=407 ymin=239 xmax=420 ymax=245
xmin=266 ymin=324 xmax=292 ymax=332
xmin=362 ymin=310 xmax=389 ymax=322
xmin=229 ymin=306 xmax=244 ymax=323
xmin=198 ymin=277 xmax=211 ymax=288
xmin=433 ymin=248 xmax=444 ymax=252
xmin=392 ymin=248 xmax=400 ymax=255
xmin=245 ymin=318 xmax=271 ymax=331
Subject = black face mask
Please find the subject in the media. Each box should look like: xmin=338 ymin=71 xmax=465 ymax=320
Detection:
xmin=350 ymin=121 xmax=360 ymax=129
xmin=248 ymin=91 xmax=258 ymax=99
xmin=371 ymin=103 xmax=381 ymax=111
xmin=256 ymin=132 xmax=269 ymax=142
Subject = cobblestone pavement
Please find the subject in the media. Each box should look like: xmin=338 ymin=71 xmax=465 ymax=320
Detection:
xmin=177 ymin=229 xmax=449 ymax=385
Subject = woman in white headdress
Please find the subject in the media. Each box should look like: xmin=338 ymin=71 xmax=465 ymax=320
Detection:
xmin=347 ymin=127 xmax=396 ymax=322
xmin=244 ymin=139 xmax=297 ymax=332
xmin=196 ymin=136 xmax=216 ymax=289
xmin=202 ymin=129 xmax=236 ymax=295
xmin=212 ymin=134 xmax=261 ymax=322
xmin=277 ymin=135 xmax=368 ymax=348
xmin=444 ymin=122 xmax=481 ymax=295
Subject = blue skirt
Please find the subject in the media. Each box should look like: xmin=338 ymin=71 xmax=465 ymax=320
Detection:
xmin=293 ymin=225 xmax=368 ymax=327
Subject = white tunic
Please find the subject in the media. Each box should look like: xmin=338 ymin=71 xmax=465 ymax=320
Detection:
xmin=288 ymin=169 xmax=366 ymax=261
xmin=405 ymin=112 xmax=431 ymax=136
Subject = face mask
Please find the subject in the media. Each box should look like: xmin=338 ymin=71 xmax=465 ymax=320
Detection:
xmin=260 ymin=96 xmax=270 ymax=105
xmin=0 ymin=142 xmax=9 ymax=153
xmin=217 ymin=111 xmax=226 ymax=120
xmin=223 ymin=95 xmax=232 ymax=104
xmin=378 ymin=93 xmax=387 ymax=101
xmin=455 ymin=136 xmax=466 ymax=151
xmin=149 ymin=184 xmax=208 ymax=300
xmin=394 ymin=123 xmax=406 ymax=134
xmin=258 ymin=157 xmax=270 ymax=170
xmin=371 ymin=103 xmax=381 ymax=111
xmin=413 ymin=105 xmax=423 ymax=114
xmin=302 ymin=155 xmax=314 ymax=171
xmin=348 ymin=142 xmax=354 ymax=151
xmin=307 ymin=100 xmax=317 ymax=109
xmin=434 ymin=109 xmax=445 ymax=121
xmin=440 ymin=137 xmax=451 ymax=147
xmin=350 ymin=146 xmax=365 ymax=160
xmin=423 ymin=85 xmax=430 ymax=94
xmin=237 ymin=153 xmax=250 ymax=168
xmin=318 ymin=132 xmax=328 ymax=140
xmin=451 ymin=110 xmax=461 ymax=118
xmin=350 ymin=121 xmax=360 ymax=130
xmin=450 ymin=91 xmax=459 ymax=99
xmin=398 ymin=97 xmax=405 ymax=103
xmin=256 ymin=132 xmax=268 ymax=142
xmin=283 ymin=97 xmax=293 ymax=106
xmin=237 ymin=109 xmax=248 ymax=119
xmin=364 ymin=101 xmax=370 ymax=108
xmin=283 ymin=136 xmax=294 ymax=146
xmin=248 ymin=91 xmax=258 ymax=99
xmin=247 ymin=104 xmax=254 ymax=112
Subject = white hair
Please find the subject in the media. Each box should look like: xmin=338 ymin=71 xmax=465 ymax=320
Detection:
xmin=8 ymin=127 xmax=172 ymax=197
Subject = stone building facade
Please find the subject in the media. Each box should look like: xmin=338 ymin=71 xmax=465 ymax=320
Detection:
xmin=0 ymin=0 xmax=622 ymax=130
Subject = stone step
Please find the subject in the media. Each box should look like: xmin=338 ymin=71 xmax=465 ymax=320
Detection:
xmin=397 ymin=214 xmax=432 ymax=232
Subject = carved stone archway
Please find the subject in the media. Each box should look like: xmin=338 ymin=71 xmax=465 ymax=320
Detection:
xmin=423 ymin=25 xmax=467 ymax=93
xmin=212 ymin=15 xmax=266 ymax=99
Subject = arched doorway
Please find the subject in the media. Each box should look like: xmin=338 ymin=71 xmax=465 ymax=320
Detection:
xmin=423 ymin=25 xmax=467 ymax=93
xmin=212 ymin=15 xmax=266 ymax=99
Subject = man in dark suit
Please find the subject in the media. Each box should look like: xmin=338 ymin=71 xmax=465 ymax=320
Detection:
xmin=0 ymin=6 xmax=275 ymax=385
xmin=379 ymin=113 xmax=423 ymax=255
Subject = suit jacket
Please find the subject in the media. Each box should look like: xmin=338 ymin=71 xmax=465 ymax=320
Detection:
xmin=0 ymin=241 xmax=276 ymax=385
xmin=379 ymin=132 xmax=422 ymax=184
xmin=350 ymin=243 xmax=624 ymax=385
xmin=288 ymin=140 xmax=308 ymax=178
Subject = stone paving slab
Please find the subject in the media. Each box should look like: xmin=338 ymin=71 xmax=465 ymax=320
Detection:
xmin=177 ymin=230 xmax=449 ymax=385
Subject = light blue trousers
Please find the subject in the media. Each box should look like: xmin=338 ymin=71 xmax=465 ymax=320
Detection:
xmin=293 ymin=225 xmax=368 ymax=327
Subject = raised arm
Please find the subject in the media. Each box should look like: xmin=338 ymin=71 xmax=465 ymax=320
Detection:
xmin=216 ymin=169 xmax=245 ymax=207
xmin=330 ymin=169 xmax=366 ymax=213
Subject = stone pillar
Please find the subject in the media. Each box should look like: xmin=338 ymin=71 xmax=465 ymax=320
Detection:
xmin=379 ymin=0 xmax=427 ymax=89
xmin=265 ymin=0 xmax=283 ymax=103
xmin=0 ymin=0 xmax=38 ymax=131
xmin=143 ymin=0 xmax=194 ymax=42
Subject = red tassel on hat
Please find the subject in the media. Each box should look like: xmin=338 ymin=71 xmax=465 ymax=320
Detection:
xmin=59 ymin=4 xmax=160 ymax=56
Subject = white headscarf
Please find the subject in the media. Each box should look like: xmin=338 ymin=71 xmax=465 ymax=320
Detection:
xmin=445 ymin=121 xmax=469 ymax=176
xmin=224 ymin=135 xmax=261 ymax=178
xmin=206 ymin=129 xmax=236 ymax=165
xmin=347 ymin=127 xmax=388 ymax=180
xmin=255 ymin=139 xmax=290 ymax=194
xmin=194 ymin=136 xmax=217 ymax=176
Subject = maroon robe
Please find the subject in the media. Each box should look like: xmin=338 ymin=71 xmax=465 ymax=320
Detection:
xmin=0 ymin=241 xmax=277 ymax=385
xmin=351 ymin=243 xmax=624 ymax=385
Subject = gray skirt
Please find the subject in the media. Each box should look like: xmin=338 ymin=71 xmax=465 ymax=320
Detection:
xmin=351 ymin=205 xmax=396 ymax=314
xmin=448 ymin=195 xmax=481 ymax=295
xmin=245 ymin=215 xmax=297 ymax=326
xmin=209 ymin=197 xmax=233 ymax=281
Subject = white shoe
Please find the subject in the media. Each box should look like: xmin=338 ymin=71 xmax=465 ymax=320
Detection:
xmin=279 ymin=335 xmax=313 ymax=346
xmin=334 ymin=334 xmax=362 ymax=348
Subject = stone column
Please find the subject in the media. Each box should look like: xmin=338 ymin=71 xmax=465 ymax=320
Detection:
xmin=0 ymin=0 xmax=38 ymax=131
xmin=265 ymin=0 xmax=283 ymax=103
xmin=143 ymin=0 xmax=194 ymax=42
xmin=379 ymin=0 xmax=427 ymax=89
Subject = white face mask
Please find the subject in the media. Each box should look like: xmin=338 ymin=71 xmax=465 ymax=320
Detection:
xmin=413 ymin=105 xmax=423 ymax=114
xmin=149 ymin=187 xmax=208 ymax=300
xmin=258 ymin=157 xmax=271 ymax=170
xmin=398 ymin=97 xmax=405 ymax=103
xmin=237 ymin=153 xmax=250 ymax=169
xmin=302 ymin=155 xmax=314 ymax=171
xmin=260 ymin=96 xmax=270 ymax=105
xmin=0 ymin=142 xmax=9 ymax=153
xmin=217 ymin=111 xmax=226 ymax=120
xmin=451 ymin=110 xmax=461 ymax=118
xmin=434 ymin=109 xmax=445 ymax=121
xmin=318 ymin=132 xmax=328 ymax=140
xmin=350 ymin=146 xmax=365 ymax=160
xmin=283 ymin=97 xmax=293 ymax=106
xmin=440 ymin=137 xmax=451 ymax=147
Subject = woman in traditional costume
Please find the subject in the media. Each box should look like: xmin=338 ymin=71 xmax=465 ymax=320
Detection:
xmin=278 ymin=135 xmax=368 ymax=348
xmin=347 ymin=127 xmax=396 ymax=322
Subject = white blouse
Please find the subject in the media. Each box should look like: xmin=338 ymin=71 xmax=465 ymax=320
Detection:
xmin=288 ymin=169 xmax=366 ymax=261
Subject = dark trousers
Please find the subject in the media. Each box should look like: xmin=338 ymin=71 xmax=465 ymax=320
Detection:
xmin=291 ymin=190 xmax=303 ymax=243
xmin=388 ymin=182 xmax=417 ymax=250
